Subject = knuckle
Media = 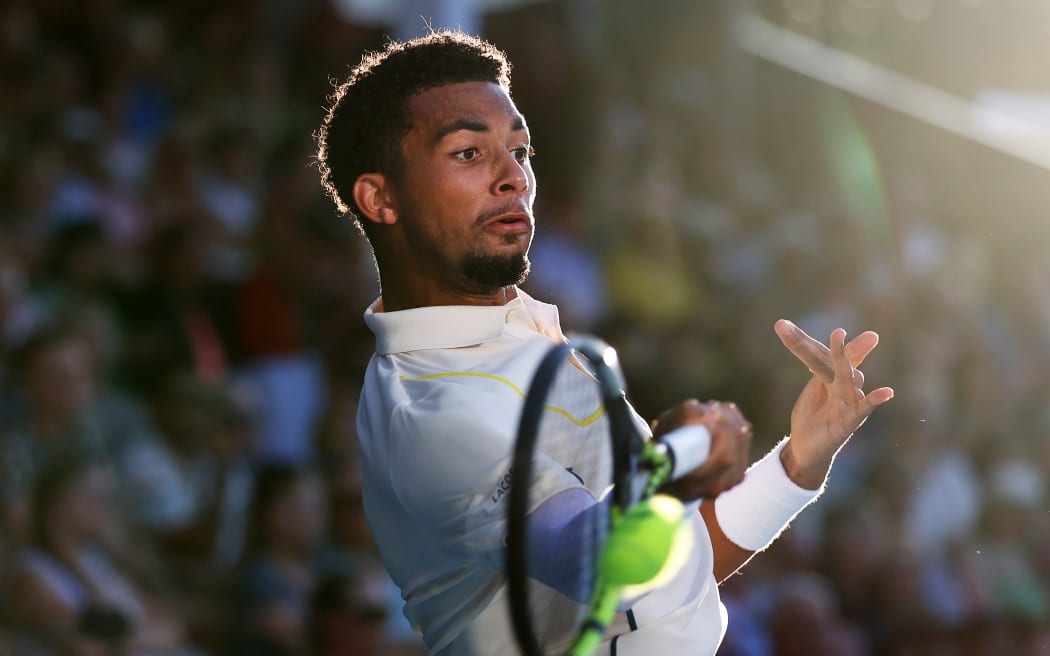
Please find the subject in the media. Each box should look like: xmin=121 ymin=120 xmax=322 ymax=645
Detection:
xmin=679 ymin=400 xmax=706 ymax=421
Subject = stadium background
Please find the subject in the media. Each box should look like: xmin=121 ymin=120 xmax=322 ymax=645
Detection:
xmin=3 ymin=0 xmax=1050 ymax=653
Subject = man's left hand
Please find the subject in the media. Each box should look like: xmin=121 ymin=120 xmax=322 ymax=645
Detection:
xmin=773 ymin=319 xmax=894 ymax=489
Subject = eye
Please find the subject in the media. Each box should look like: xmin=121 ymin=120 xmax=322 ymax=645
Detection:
xmin=454 ymin=147 xmax=479 ymax=162
xmin=512 ymin=145 xmax=536 ymax=163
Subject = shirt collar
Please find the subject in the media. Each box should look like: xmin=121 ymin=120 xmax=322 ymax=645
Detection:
xmin=363 ymin=288 xmax=563 ymax=355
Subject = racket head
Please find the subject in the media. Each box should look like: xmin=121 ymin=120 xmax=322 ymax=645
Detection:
xmin=506 ymin=336 xmax=642 ymax=655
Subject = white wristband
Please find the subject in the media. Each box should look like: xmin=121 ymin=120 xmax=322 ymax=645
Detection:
xmin=712 ymin=437 xmax=824 ymax=552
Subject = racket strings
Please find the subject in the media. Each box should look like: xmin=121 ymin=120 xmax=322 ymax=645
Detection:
xmin=526 ymin=353 xmax=611 ymax=640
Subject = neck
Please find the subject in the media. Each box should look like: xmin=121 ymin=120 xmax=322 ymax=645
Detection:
xmin=370 ymin=224 xmax=529 ymax=310
xmin=376 ymin=267 xmax=517 ymax=311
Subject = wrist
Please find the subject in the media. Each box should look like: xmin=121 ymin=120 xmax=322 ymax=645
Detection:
xmin=779 ymin=438 xmax=830 ymax=490
xmin=713 ymin=437 xmax=824 ymax=551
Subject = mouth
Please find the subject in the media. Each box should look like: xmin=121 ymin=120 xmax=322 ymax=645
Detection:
xmin=484 ymin=212 xmax=532 ymax=234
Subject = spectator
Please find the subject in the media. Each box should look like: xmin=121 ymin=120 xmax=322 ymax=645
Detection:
xmin=309 ymin=561 xmax=427 ymax=656
xmin=151 ymin=374 xmax=258 ymax=649
xmin=3 ymin=320 xmax=189 ymax=544
xmin=116 ymin=222 xmax=235 ymax=392
xmin=768 ymin=573 xmax=868 ymax=656
xmin=231 ymin=196 xmax=328 ymax=465
xmin=153 ymin=374 xmax=257 ymax=571
xmin=225 ymin=464 xmax=330 ymax=656
xmin=7 ymin=456 xmax=193 ymax=655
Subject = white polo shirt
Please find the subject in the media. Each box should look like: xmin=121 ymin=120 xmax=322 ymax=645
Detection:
xmin=357 ymin=289 xmax=727 ymax=655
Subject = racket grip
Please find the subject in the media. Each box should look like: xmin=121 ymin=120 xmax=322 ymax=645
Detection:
xmin=661 ymin=425 xmax=712 ymax=480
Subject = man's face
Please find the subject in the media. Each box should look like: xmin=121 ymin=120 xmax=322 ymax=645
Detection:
xmin=390 ymin=81 xmax=537 ymax=295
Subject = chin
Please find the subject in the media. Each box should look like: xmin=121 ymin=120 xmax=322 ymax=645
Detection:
xmin=462 ymin=252 xmax=531 ymax=291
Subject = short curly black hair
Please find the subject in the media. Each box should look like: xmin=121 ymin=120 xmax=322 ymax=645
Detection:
xmin=315 ymin=31 xmax=512 ymax=234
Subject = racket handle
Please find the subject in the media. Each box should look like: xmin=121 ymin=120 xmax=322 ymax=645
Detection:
xmin=661 ymin=425 xmax=712 ymax=480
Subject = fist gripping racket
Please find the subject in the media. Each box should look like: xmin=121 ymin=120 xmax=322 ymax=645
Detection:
xmin=505 ymin=336 xmax=712 ymax=655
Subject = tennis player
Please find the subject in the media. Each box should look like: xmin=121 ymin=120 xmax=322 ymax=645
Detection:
xmin=315 ymin=31 xmax=893 ymax=655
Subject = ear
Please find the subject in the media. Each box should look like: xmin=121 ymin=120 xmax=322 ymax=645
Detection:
xmin=352 ymin=173 xmax=398 ymax=226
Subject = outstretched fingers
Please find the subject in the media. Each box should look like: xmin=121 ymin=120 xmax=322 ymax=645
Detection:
xmin=830 ymin=328 xmax=859 ymax=403
xmin=844 ymin=330 xmax=879 ymax=368
xmin=774 ymin=320 xmax=834 ymax=382
xmin=776 ymin=320 xmax=882 ymax=384
xmin=862 ymin=385 xmax=895 ymax=409
xmin=841 ymin=331 xmax=886 ymax=405
xmin=845 ymin=385 xmax=895 ymax=432
xmin=776 ymin=321 xmax=892 ymax=417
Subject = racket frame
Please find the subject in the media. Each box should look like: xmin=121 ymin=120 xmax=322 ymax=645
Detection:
xmin=506 ymin=336 xmax=674 ymax=656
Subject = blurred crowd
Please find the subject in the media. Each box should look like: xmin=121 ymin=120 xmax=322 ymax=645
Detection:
xmin=577 ymin=3 xmax=1050 ymax=655
xmin=3 ymin=0 xmax=1050 ymax=654
xmin=0 ymin=0 xmax=414 ymax=653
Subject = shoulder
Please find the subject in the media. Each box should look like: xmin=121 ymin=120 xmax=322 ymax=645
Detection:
xmin=369 ymin=330 xmax=556 ymax=399
xmin=385 ymin=382 xmax=521 ymax=474
xmin=360 ymin=378 xmax=524 ymax=525
xmin=358 ymin=336 xmax=559 ymax=484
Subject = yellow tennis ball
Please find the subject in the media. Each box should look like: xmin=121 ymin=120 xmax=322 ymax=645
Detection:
xmin=600 ymin=495 xmax=685 ymax=586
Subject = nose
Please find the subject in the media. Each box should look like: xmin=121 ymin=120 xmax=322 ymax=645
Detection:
xmin=492 ymin=149 xmax=530 ymax=195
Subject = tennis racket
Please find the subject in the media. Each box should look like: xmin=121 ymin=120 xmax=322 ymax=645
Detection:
xmin=505 ymin=335 xmax=712 ymax=656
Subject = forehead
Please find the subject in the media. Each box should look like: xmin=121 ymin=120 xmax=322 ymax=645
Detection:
xmin=405 ymin=81 xmax=525 ymax=136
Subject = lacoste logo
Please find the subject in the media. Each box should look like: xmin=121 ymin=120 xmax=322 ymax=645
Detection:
xmin=490 ymin=466 xmax=586 ymax=507
xmin=491 ymin=469 xmax=513 ymax=505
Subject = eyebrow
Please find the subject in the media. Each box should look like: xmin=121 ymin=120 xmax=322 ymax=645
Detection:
xmin=432 ymin=116 xmax=527 ymax=144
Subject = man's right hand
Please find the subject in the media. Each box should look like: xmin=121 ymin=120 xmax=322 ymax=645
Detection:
xmin=652 ymin=399 xmax=752 ymax=501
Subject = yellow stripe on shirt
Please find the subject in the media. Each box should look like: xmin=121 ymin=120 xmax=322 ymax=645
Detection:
xmin=400 ymin=371 xmax=604 ymax=427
